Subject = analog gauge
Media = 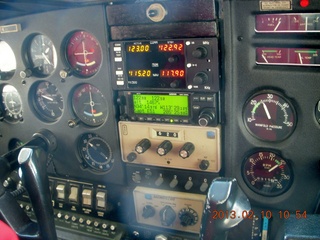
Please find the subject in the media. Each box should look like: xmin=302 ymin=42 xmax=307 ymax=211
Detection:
xmin=72 ymin=84 xmax=108 ymax=126
xmin=78 ymin=133 xmax=113 ymax=172
xmin=242 ymin=151 xmax=293 ymax=196
xmin=0 ymin=41 xmax=16 ymax=80
xmin=243 ymin=91 xmax=296 ymax=142
xmin=28 ymin=34 xmax=57 ymax=76
xmin=65 ymin=31 xmax=102 ymax=77
xmin=1 ymin=85 xmax=23 ymax=122
xmin=33 ymin=81 xmax=63 ymax=122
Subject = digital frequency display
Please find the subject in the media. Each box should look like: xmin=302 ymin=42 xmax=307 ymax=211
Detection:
xmin=125 ymin=40 xmax=186 ymax=88
xmin=158 ymin=43 xmax=184 ymax=52
xmin=127 ymin=44 xmax=150 ymax=53
xmin=133 ymin=94 xmax=189 ymax=116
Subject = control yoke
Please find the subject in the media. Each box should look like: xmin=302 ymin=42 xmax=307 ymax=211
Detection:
xmin=200 ymin=177 xmax=251 ymax=240
xmin=0 ymin=129 xmax=57 ymax=240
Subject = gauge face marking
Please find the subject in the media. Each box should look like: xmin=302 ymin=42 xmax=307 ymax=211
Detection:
xmin=66 ymin=31 xmax=102 ymax=77
xmin=29 ymin=34 xmax=57 ymax=76
xmin=1 ymin=85 xmax=23 ymax=122
xmin=72 ymin=84 xmax=108 ymax=126
xmin=33 ymin=81 xmax=63 ymax=122
xmin=0 ymin=41 xmax=16 ymax=80
xmin=78 ymin=133 xmax=113 ymax=172
xmin=242 ymin=151 xmax=293 ymax=196
xmin=243 ymin=91 xmax=296 ymax=142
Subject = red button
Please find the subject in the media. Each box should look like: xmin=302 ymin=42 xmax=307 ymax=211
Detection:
xmin=300 ymin=0 xmax=309 ymax=7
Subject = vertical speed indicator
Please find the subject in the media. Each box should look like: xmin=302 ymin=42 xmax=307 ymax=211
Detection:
xmin=243 ymin=91 xmax=296 ymax=142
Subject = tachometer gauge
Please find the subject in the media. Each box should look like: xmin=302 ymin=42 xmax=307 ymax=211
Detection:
xmin=78 ymin=133 xmax=113 ymax=172
xmin=28 ymin=34 xmax=57 ymax=76
xmin=0 ymin=41 xmax=16 ymax=80
xmin=1 ymin=85 xmax=23 ymax=122
xmin=242 ymin=151 xmax=293 ymax=196
xmin=32 ymin=81 xmax=63 ymax=122
xmin=72 ymin=84 xmax=108 ymax=127
xmin=243 ymin=91 xmax=296 ymax=142
xmin=65 ymin=31 xmax=102 ymax=77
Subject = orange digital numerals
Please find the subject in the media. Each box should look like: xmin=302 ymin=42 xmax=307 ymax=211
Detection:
xmin=212 ymin=210 xmax=307 ymax=220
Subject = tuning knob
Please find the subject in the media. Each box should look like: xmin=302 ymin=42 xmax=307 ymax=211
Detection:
xmin=192 ymin=46 xmax=208 ymax=59
xmin=179 ymin=142 xmax=195 ymax=159
xmin=199 ymin=160 xmax=210 ymax=170
xmin=198 ymin=108 xmax=215 ymax=126
xmin=157 ymin=140 xmax=172 ymax=156
xmin=135 ymin=138 xmax=151 ymax=154
xmin=127 ymin=152 xmax=137 ymax=162
xmin=179 ymin=208 xmax=198 ymax=226
xmin=142 ymin=205 xmax=156 ymax=219
xmin=159 ymin=205 xmax=176 ymax=226
xmin=193 ymin=72 xmax=208 ymax=85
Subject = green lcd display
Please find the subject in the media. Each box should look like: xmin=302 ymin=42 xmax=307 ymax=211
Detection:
xmin=133 ymin=94 xmax=189 ymax=116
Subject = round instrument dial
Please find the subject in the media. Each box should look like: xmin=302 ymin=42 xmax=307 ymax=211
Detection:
xmin=33 ymin=81 xmax=63 ymax=122
xmin=242 ymin=151 xmax=293 ymax=196
xmin=0 ymin=41 xmax=16 ymax=80
xmin=78 ymin=133 xmax=113 ymax=172
xmin=65 ymin=31 xmax=102 ymax=77
xmin=1 ymin=85 xmax=23 ymax=122
xmin=243 ymin=91 xmax=296 ymax=142
xmin=72 ymin=84 xmax=108 ymax=127
xmin=28 ymin=34 xmax=57 ymax=76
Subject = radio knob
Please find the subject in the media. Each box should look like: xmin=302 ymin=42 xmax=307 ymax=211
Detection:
xmin=179 ymin=142 xmax=195 ymax=159
xmin=168 ymin=55 xmax=179 ymax=63
xmin=170 ymin=79 xmax=181 ymax=88
xmin=135 ymin=138 xmax=151 ymax=154
xmin=192 ymin=46 xmax=208 ymax=59
xmin=127 ymin=152 xmax=137 ymax=162
xmin=179 ymin=208 xmax=198 ymax=226
xmin=193 ymin=72 xmax=208 ymax=85
xmin=159 ymin=205 xmax=176 ymax=226
xmin=142 ymin=205 xmax=156 ymax=219
xmin=199 ymin=160 xmax=210 ymax=170
xmin=198 ymin=108 xmax=215 ymax=126
xmin=157 ymin=140 xmax=172 ymax=156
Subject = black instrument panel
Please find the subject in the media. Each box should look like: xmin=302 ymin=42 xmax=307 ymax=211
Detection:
xmin=0 ymin=1 xmax=320 ymax=240
xmin=0 ymin=5 xmax=125 ymax=186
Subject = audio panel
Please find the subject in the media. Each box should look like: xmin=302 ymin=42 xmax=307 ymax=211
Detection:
xmin=118 ymin=121 xmax=221 ymax=172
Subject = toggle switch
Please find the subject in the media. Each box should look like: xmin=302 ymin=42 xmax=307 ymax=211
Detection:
xmin=69 ymin=186 xmax=79 ymax=203
xmin=82 ymin=189 xmax=92 ymax=207
xmin=56 ymin=184 xmax=65 ymax=200
xmin=96 ymin=191 xmax=107 ymax=209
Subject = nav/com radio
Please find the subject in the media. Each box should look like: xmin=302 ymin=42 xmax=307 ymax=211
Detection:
xmin=110 ymin=38 xmax=219 ymax=92
xmin=117 ymin=91 xmax=219 ymax=127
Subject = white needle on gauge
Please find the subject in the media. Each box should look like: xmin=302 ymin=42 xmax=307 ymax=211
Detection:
xmin=274 ymin=19 xmax=281 ymax=31
xmin=268 ymin=162 xmax=282 ymax=172
xmin=41 ymin=95 xmax=53 ymax=101
xmin=42 ymin=52 xmax=52 ymax=65
xmin=298 ymin=53 xmax=303 ymax=64
xmin=262 ymin=102 xmax=271 ymax=119
xmin=262 ymin=54 xmax=268 ymax=63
